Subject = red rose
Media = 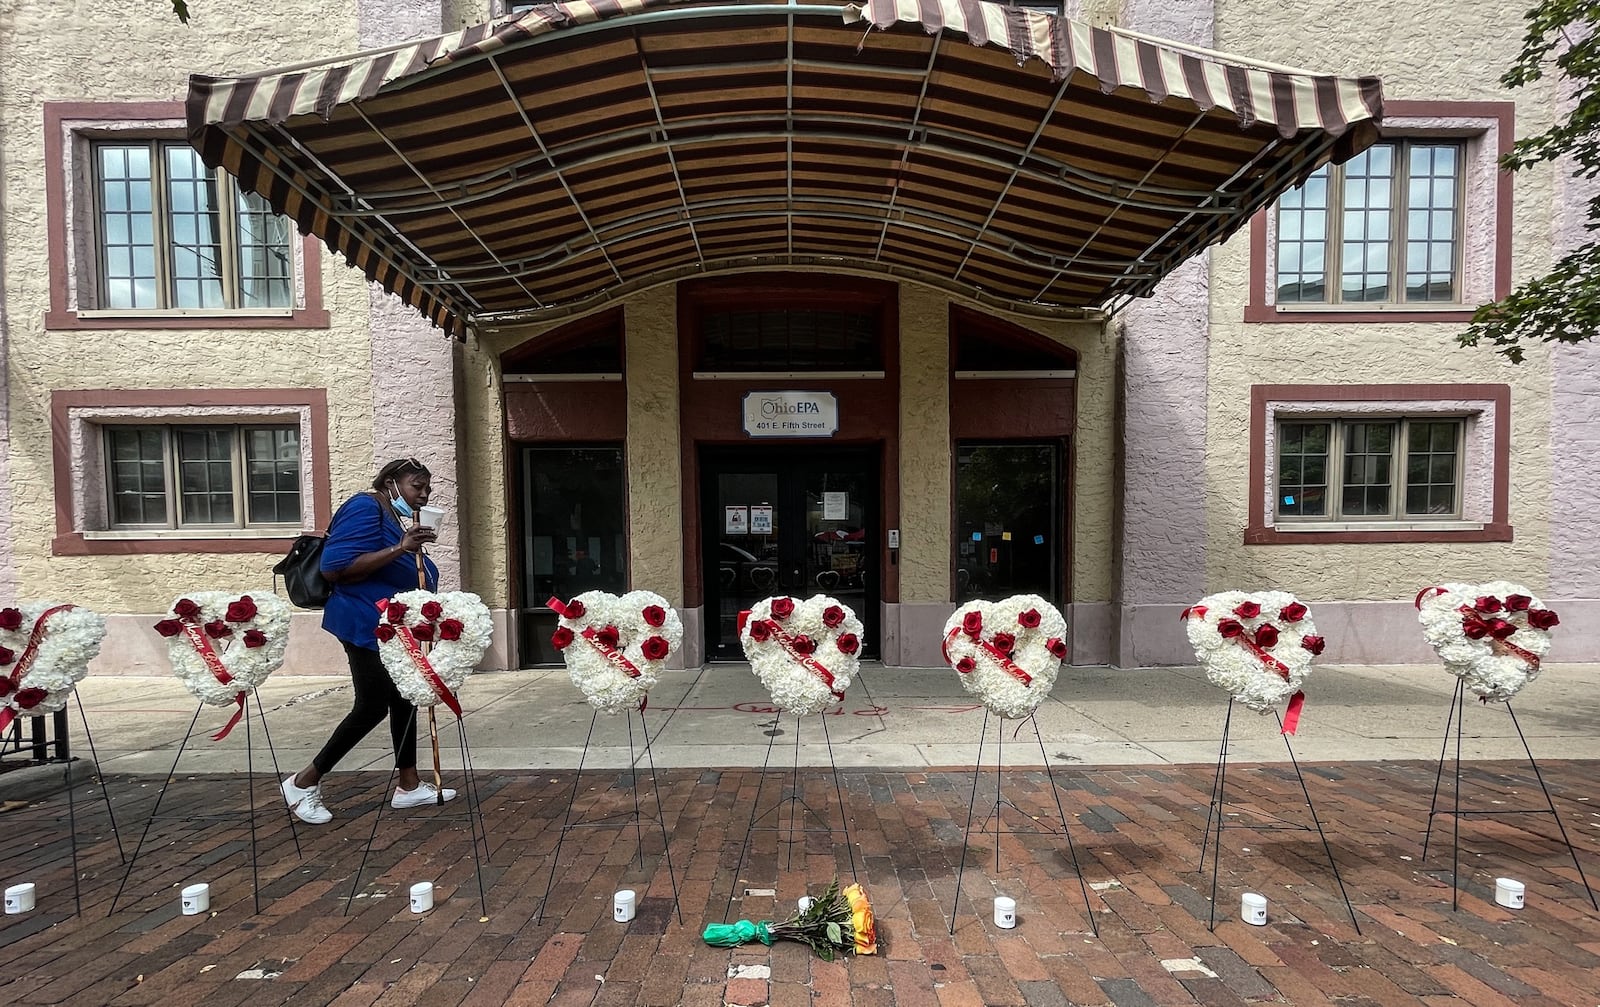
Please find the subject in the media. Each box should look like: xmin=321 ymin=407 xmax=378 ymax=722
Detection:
xmin=15 ymin=687 xmax=47 ymax=709
xmin=204 ymin=619 xmax=233 ymax=639
xmin=0 ymin=679 xmax=13 ymax=698
xmin=421 ymin=601 xmax=444 ymax=621
xmin=598 ymin=625 xmax=620 ymax=648
xmin=1254 ymin=624 xmax=1279 ymax=649
xmin=1301 ymin=635 xmax=1326 ymax=655
xmin=642 ymin=636 xmax=670 ymax=661
xmin=243 ymin=629 xmax=268 ymax=648
xmin=1234 ymin=601 xmax=1261 ymax=619
xmin=0 ymin=646 xmax=12 ymax=665
xmin=386 ymin=602 xmax=409 ymax=624
xmin=1528 ymin=608 xmax=1560 ymax=630
xmin=439 ymin=619 xmax=464 ymax=641
xmin=837 ymin=633 xmax=859 ymax=655
xmin=1046 ymin=638 xmax=1068 ymax=660
xmin=792 ymin=634 xmax=817 ymax=655
xmin=956 ymin=657 xmax=976 ymax=673
xmin=771 ymin=598 xmax=796 ymax=620
xmin=566 ymin=599 xmax=586 ymax=619
xmin=1488 ymin=618 xmax=1517 ymax=640
xmin=552 ymin=626 xmax=574 ymax=649
xmin=1505 ymin=594 xmax=1532 ymax=613
xmin=1462 ymin=617 xmax=1490 ymax=640
xmin=225 ymin=596 xmax=258 ymax=623
xmin=411 ymin=622 xmax=436 ymax=642
xmin=749 ymin=620 xmax=772 ymax=642
xmin=823 ymin=606 xmax=846 ymax=628
xmin=0 ymin=608 xmax=23 ymax=631
xmin=992 ymin=632 xmax=1016 ymax=652
xmin=1474 ymin=596 xmax=1503 ymax=614
xmin=376 ymin=624 xmax=397 ymax=642
xmin=174 ymin=598 xmax=202 ymax=622
xmin=963 ymin=611 xmax=984 ymax=636
xmin=1018 ymin=609 xmax=1041 ymax=629
xmin=154 ymin=619 xmax=185 ymax=638
xmin=643 ymin=605 xmax=667 ymax=627
xmin=1217 ymin=618 xmax=1244 ymax=639
xmin=1279 ymin=602 xmax=1308 ymax=623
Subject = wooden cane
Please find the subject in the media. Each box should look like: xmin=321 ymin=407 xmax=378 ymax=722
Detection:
xmin=415 ymin=527 xmax=443 ymax=805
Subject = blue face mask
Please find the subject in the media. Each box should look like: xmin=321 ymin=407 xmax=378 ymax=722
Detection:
xmin=388 ymin=485 xmax=414 ymax=519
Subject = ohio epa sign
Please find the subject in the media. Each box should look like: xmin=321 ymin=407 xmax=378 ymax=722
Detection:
xmin=742 ymin=391 xmax=839 ymax=438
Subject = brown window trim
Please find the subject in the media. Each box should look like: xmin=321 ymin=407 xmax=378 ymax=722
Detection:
xmin=51 ymin=388 xmax=332 ymax=555
xmin=42 ymin=101 xmax=330 ymax=331
xmin=1245 ymin=383 xmax=1511 ymax=545
xmin=1244 ymin=100 xmax=1513 ymax=324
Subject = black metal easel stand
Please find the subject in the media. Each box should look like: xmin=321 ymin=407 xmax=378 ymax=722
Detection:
xmin=1197 ymin=699 xmax=1359 ymax=933
xmin=109 ymin=690 xmax=300 ymax=915
xmin=346 ymin=705 xmax=491 ymax=916
xmin=723 ymin=711 xmax=858 ymax=921
xmin=947 ymin=708 xmax=1097 ymax=935
xmin=0 ymin=692 xmax=127 ymax=915
xmin=536 ymin=704 xmax=682 ymax=925
xmin=1421 ymin=677 xmax=1598 ymax=911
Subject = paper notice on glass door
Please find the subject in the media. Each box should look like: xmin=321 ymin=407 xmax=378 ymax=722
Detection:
xmin=725 ymin=506 xmax=749 ymax=535
xmin=822 ymin=492 xmax=848 ymax=520
xmin=750 ymin=505 xmax=773 ymax=535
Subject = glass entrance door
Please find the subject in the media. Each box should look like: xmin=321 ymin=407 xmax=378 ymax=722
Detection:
xmin=703 ymin=448 xmax=878 ymax=660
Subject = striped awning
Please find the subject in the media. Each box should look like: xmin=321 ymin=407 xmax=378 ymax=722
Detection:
xmin=187 ymin=0 xmax=1382 ymax=338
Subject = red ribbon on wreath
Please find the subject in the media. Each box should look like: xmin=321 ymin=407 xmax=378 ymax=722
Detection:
xmin=941 ymin=627 xmax=1034 ymax=687
xmin=179 ymin=623 xmax=249 ymax=741
xmin=579 ymin=626 xmax=649 ymax=711
xmin=753 ymin=618 xmax=845 ymax=701
xmin=378 ymin=599 xmax=462 ymax=718
xmin=0 ymin=604 xmax=78 ymax=734
xmin=1182 ymin=606 xmax=1305 ymax=736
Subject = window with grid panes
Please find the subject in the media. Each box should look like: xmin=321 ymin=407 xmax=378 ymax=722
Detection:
xmin=105 ymin=424 xmax=301 ymax=529
xmin=1275 ymin=141 xmax=1463 ymax=305
xmin=1275 ymin=418 xmax=1463 ymax=522
xmin=94 ymin=141 xmax=293 ymax=311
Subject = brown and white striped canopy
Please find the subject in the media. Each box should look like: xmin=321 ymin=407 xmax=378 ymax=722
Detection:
xmin=187 ymin=0 xmax=1382 ymax=338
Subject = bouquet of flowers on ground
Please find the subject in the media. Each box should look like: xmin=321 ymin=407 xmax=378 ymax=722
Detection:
xmin=702 ymin=879 xmax=876 ymax=961
xmin=1416 ymin=581 xmax=1559 ymax=701
xmin=0 ymin=602 xmax=106 ymax=733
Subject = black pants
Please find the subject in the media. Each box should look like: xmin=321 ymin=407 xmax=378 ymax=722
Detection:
xmin=311 ymin=641 xmax=417 ymax=774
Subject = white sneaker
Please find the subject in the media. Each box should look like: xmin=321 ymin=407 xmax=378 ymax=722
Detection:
xmin=281 ymin=776 xmax=333 ymax=824
xmin=392 ymin=782 xmax=457 ymax=809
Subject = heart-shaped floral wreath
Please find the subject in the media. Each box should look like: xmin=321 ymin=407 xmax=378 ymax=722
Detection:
xmin=155 ymin=592 xmax=291 ymax=739
xmin=377 ymin=590 xmax=494 ymax=715
xmin=741 ymin=595 xmax=862 ymax=716
xmin=549 ymin=590 xmax=684 ymax=714
xmin=1182 ymin=590 xmax=1324 ymax=725
xmin=0 ymin=602 xmax=107 ymax=734
xmin=941 ymin=594 xmax=1068 ymax=720
xmin=1415 ymin=580 xmax=1559 ymax=702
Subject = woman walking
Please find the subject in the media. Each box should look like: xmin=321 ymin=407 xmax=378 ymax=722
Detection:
xmin=281 ymin=457 xmax=456 ymax=823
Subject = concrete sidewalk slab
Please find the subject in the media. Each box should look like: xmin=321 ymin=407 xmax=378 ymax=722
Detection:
xmin=15 ymin=661 xmax=1598 ymax=780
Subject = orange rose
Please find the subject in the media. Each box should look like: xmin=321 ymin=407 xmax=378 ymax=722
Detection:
xmin=843 ymin=883 xmax=876 ymax=955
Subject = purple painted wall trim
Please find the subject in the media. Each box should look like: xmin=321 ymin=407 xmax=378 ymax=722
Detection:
xmin=1550 ymin=32 xmax=1600 ymax=597
xmin=359 ymin=1 xmax=467 ymax=593
xmin=1112 ymin=0 xmax=1215 ymax=663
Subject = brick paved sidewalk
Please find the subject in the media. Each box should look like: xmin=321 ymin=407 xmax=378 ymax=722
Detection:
xmin=2 ymin=759 xmax=1598 ymax=1006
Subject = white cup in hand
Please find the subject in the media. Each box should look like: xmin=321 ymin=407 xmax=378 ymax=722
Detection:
xmin=417 ymin=505 xmax=445 ymax=529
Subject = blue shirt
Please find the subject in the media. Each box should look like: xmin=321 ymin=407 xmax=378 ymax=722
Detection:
xmin=320 ymin=492 xmax=439 ymax=649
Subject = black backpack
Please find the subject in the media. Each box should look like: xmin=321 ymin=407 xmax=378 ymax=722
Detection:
xmin=273 ymin=533 xmax=331 ymax=609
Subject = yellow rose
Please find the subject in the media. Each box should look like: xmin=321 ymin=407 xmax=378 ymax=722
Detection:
xmin=843 ymin=883 xmax=876 ymax=954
